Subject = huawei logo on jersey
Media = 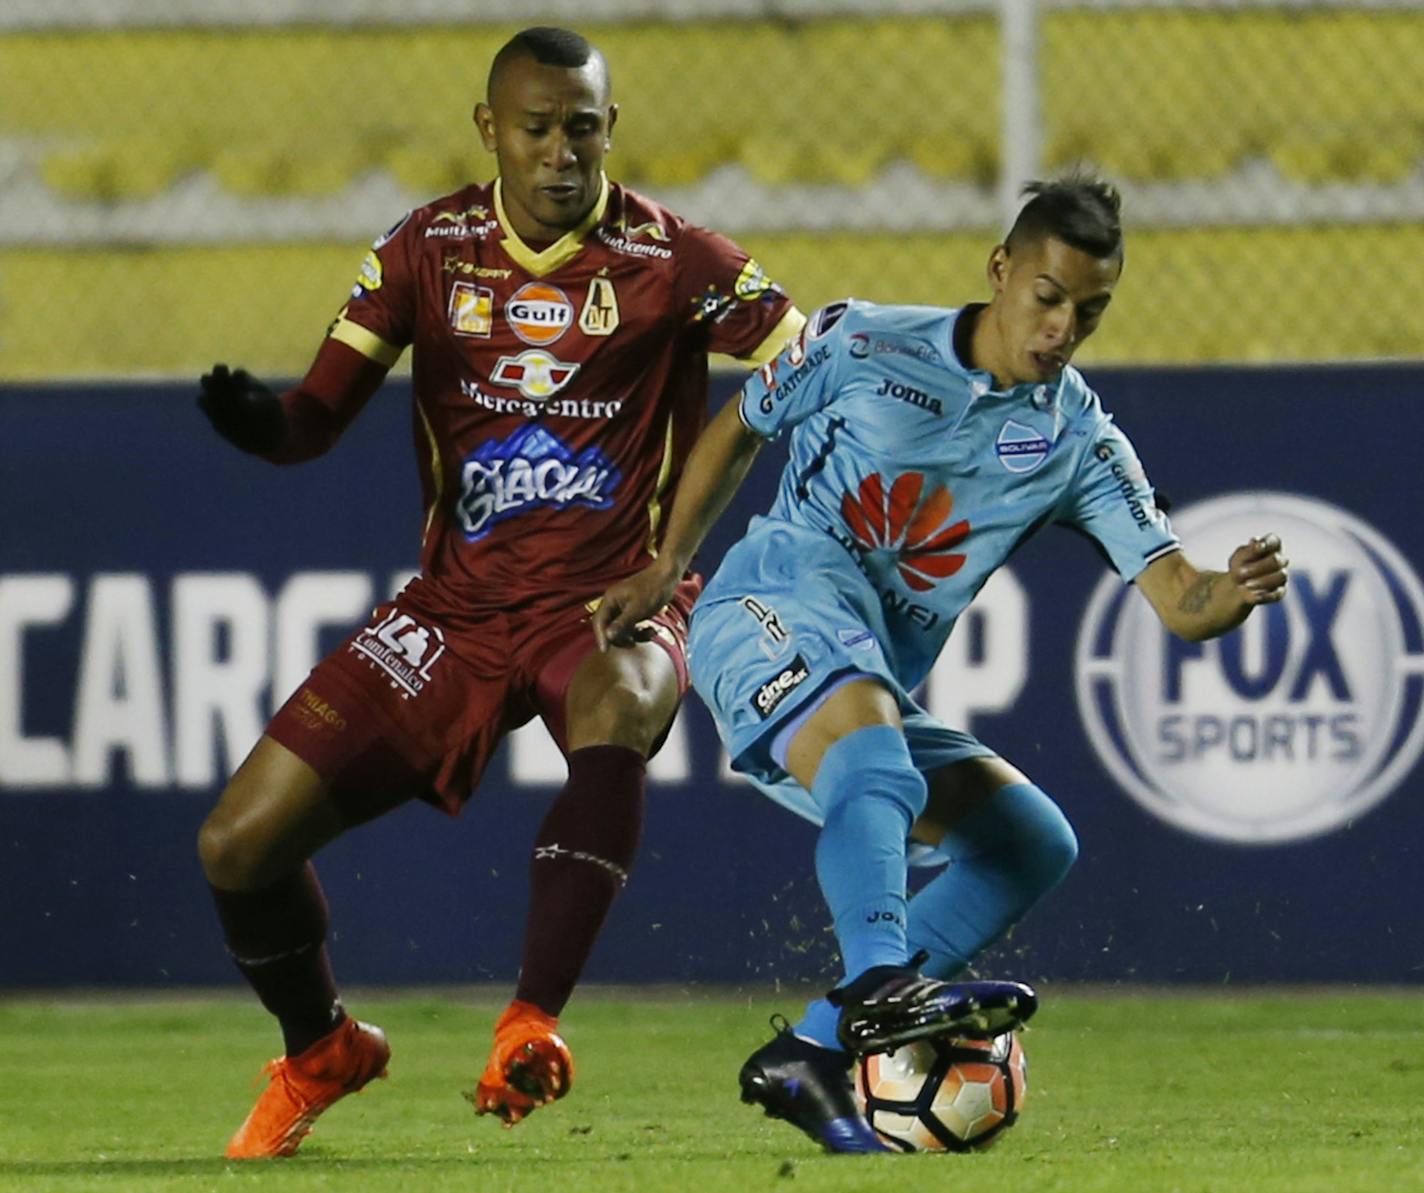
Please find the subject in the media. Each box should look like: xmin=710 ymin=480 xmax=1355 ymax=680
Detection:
xmin=490 ymin=349 xmax=581 ymax=401
xmin=840 ymin=472 xmax=970 ymax=592
xmin=507 ymin=282 xmax=574 ymax=345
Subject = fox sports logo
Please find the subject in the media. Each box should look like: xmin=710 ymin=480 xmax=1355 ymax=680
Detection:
xmin=1076 ymin=493 xmax=1424 ymax=844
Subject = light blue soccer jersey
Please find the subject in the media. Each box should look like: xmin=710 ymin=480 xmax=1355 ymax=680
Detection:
xmin=689 ymin=299 xmax=1179 ymax=780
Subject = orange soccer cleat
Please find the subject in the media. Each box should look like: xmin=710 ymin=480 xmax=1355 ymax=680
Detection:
xmin=224 ymin=1018 xmax=390 ymax=1159
xmin=467 ymin=1000 xmax=574 ymax=1126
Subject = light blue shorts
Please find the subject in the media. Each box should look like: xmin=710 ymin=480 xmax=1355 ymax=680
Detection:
xmin=688 ymin=547 xmax=994 ymax=862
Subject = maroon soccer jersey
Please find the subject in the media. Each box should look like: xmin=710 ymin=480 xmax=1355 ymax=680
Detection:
xmin=320 ymin=177 xmax=801 ymax=609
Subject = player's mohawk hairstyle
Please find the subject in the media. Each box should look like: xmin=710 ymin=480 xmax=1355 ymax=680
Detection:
xmin=487 ymin=27 xmax=609 ymax=100
xmin=1006 ymin=173 xmax=1124 ymax=262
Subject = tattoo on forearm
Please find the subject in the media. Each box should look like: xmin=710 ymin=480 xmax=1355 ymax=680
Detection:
xmin=1178 ymin=572 xmax=1220 ymax=615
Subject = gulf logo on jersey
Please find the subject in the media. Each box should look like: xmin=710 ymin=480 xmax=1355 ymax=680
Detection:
xmin=1076 ymin=493 xmax=1424 ymax=844
xmin=507 ymin=282 xmax=574 ymax=345
xmin=841 ymin=472 xmax=970 ymax=593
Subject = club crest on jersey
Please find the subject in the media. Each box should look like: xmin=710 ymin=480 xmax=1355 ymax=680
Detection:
xmin=579 ymin=276 xmax=620 ymax=336
xmin=996 ymin=419 xmax=1051 ymax=474
xmin=457 ymin=425 xmax=622 ymax=540
xmin=448 ymin=282 xmax=493 ymax=338
xmin=490 ymin=349 xmax=581 ymax=401
xmin=507 ymin=282 xmax=574 ymax=345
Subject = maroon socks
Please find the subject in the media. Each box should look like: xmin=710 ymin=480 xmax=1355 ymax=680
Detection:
xmin=210 ymin=862 xmax=345 ymax=1058
xmin=516 ymin=745 xmax=646 ymax=1016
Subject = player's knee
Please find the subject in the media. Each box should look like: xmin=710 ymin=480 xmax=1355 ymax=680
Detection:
xmin=1001 ymin=784 xmax=1078 ymax=895
xmin=568 ymin=682 xmax=669 ymax=754
xmin=815 ymin=725 xmax=928 ymax=825
xmin=197 ymin=806 xmax=277 ymax=890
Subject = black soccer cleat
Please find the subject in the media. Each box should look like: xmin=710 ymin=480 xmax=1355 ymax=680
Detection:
xmin=738 ymin=1020 xmax=891 ymax=1155
xmin=830 ymin=964 xmax=1038 ymax=1055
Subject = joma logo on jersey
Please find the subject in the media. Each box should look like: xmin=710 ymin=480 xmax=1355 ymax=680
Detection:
xmin=350 ymin=610 xmax=446 ymax=700
xmin=457 ymin=425 xmax=622 ymax=540
xmin=875 ymin=377 xmax=943 ymax=416
xmin=507 ymin=282 xmax=574 ymax=345
xmin=752 ymin=654 xmax=810 ymax=719
xmin=490 ymin=350 xmax=581 ymax=401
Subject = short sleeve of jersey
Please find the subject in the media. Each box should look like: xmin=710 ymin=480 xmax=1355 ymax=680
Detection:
xmin=673 ymin=224 xmax=799 ymax=361
xmin=328 ymin=210 xmax=418 ymax=366
xmin=737 ymin=300 xmax=850 ymax=439
xmin=1058 ymin=413 xmax=1180 ymax=582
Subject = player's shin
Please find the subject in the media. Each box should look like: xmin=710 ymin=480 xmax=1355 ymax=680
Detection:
xmin=811 ymin=725 xmax=928 ymax=979
xmin=208 ymin=862 xmax=345 ymax=1057
xmin=906 ymin=783 xmax=1078 ymax=979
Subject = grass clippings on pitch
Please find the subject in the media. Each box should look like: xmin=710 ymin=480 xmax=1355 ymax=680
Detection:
xmin=1 ymin=989 xmax=1422 ymax=1193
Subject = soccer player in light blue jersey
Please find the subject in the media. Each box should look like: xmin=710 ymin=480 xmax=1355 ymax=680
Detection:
xmin=593 ymin=177 xmax=1289 ymax=1154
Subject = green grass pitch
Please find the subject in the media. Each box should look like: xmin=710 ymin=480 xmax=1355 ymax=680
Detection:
xmin=2 ymin=989 xmax=1422 ymax=1192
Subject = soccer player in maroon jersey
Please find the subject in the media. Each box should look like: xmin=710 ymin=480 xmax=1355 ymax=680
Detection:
xmin=195 ymin=26 xmax=804 ymax=1158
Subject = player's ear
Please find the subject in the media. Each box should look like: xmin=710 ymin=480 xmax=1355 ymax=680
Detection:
xmin=605 ymin=103 xmax=619 ymax=150
xmin=473 ymin=102 xmax=498 ymax=153
xmin=987 ymin=244 xmax=1010 ymax=294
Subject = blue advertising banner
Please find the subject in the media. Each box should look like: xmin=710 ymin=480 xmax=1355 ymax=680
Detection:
xmin=2 ymin=365 xmax=1421 ymax=988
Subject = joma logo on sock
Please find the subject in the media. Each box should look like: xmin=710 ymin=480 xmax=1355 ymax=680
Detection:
xmin=751 ymin=654 xmax=810 ymax=720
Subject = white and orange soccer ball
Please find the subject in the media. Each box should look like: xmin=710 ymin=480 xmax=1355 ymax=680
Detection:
xmin=855 ymin=1032 xmax=1027 ymax=1152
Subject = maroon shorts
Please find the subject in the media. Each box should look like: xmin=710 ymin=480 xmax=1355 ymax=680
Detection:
xmin=266 ymin=574 xmax=702 ymax=815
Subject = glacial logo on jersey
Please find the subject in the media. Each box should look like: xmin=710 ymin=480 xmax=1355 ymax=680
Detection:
xmin=507 ymin=282 xmax=574 ymax=345
xmin=1076 ymin=493 xmax=1424 ymax=844
xmin=752 ymin=654 xmax=810 ymax=720
xmin=490 ymin=350 xmax=581 ymax=401
xmin=350 ymin=609 xmax=446 ymax=700
xmin=448 ymin=282 xmax=494 ymax=338
xmin=995 ymin=420 xmax=1051 ymax=473
xmin=457 ymin=425 xmax=621 ymax=540
xmin=841 ymin=472 xmax=969 ymax=593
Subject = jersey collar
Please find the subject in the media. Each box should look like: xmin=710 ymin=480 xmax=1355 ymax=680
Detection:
xmin=493 ymin=174 xmax=610 ymax=277
xmin=951 ymin=302 xmax=1064 ymax=410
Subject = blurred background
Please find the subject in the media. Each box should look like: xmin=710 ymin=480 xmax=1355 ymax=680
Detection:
xmin=2 ymin=1 xmax=1422 ymax=993
xmin=4 ymin=0 xmax=1423 ymax=378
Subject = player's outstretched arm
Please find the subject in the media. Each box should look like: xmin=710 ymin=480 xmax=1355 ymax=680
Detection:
xmin=592 ymin=396 xmax=765 ymax=650
xmin=197 ymin=364 xmax=286 ymax=455
xmin=1135 ymin=534 xmax=1289 ymax=642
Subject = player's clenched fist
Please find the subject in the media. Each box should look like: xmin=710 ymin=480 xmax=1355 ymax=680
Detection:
xmin=197 ymin=363 xmax=285 ymax=454
xmin=1228 ymin=533 xmax=1289 ymax=604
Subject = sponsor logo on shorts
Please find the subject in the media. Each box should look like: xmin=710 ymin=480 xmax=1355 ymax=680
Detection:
xmin=457 ymin=424 xmax=621 ymax=540
xmin=448 ymin=282 xmax=493 ymax=338
xmin=507 ymin=282 xmax=574 ymax=345
xmin=752 ymin=653 xmax=810 ymax=720
xmin=837 ymin=627 xmax=876 ymax=651
xmin=995 ymin=419 xmax=1051 ymax=474
xmin=1076 ymin=493 xmax=1424 ymax=844
xmin=350 ymin=610 xmax=446 ymax=700
xmin=292 ymin=686 xmax=348 ymax=732
xmin=490 ymin=349 xmax=581 ymax=401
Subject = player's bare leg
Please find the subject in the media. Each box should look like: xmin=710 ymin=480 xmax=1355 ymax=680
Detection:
xmin=472 ymin=635 xmax=680 ymax=1126
xmin=199 ymin=736 xmax=406 ymax=1158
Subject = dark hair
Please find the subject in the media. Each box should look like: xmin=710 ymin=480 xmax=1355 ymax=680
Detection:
xmin=1005 ymin=174 xmax=1124 ymax=261
xmin=487 ymin=27 xmax=608 ymax=99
